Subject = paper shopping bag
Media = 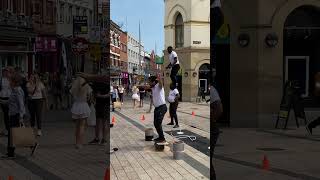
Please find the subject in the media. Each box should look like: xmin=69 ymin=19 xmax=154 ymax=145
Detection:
xmin=11 ymin=126 xmax=36 ymax=147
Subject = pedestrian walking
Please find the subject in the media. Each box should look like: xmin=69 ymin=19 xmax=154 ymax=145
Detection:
xmin=26 ymin=73 xmax=47 ymax=136
xmin=118 ymin=85 xmax=125 ymax=104
xmin=0 ymin=68 xmax=12 ymax=136
xmin=70 ymin=76 xmax=92 ymax=149
xmin=132 ymin=85 xmax=140 ymax=109
xmin=111 ymin=86 xmax=118 ymax=112
xmin=167 ymin=83 xmax=180 ymax=128
xmin=166 ymin=46 xmax=180 ymax=87
xmin=148 ymin=76 xmax=167 ymax=143
xmin=139 ymin=84 xmax=146 ymax=107
xmin=52 ymin=72 xmax=63 ymax=110
xmin=3 ymin=72 xmax=25 ymax=159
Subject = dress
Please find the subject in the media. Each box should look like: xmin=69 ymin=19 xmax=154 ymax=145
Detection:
xmin=71 ymin=83 xmax=92 ymax=120
xmin=132 ymin=88 xmax=140 ymax=101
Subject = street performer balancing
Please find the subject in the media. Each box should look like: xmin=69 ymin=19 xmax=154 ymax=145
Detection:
xmin=166 ymin=46 xmax=180 ymax=87
xmin=148 ymin=76 xmax=167 ymax=143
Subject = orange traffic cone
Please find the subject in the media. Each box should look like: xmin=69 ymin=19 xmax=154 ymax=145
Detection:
xmin=8 ymin=176 xmax=13 ymax=180
xmin=262 ymin=155 xmax=270 ymax=170
xmin=141 ymin=115 xmax=145 ymax=121
xmin=112 ymin=116 xmax=116 ymax=124
xmin=191 ymin=111 xmax=195 ymax=116
xmin=104 ymin=167 xmax=110 ymax=180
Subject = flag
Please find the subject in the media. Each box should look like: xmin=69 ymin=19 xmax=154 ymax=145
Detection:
xmin=211 ymin=0 xmax=229 ymax=44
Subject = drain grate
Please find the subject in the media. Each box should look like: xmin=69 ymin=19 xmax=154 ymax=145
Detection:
xmin=256 ymin=148 xmax=286 ymax=151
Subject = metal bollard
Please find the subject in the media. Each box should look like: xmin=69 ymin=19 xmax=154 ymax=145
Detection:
xmin=172 ymin=140 xmax=184 ymax=160
xmin=145 ymin=128 xmax=154 ymax=141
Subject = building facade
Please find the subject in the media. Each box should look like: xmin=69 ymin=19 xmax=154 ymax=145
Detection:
xmin=110 ymin=20 xmax=121 ymax=85
xmin=0 ymin=0 xmax=35 ymax=75
xmin=31 ymin=0 xmax=58 ymax=73
xmin=214 ymin=0 xmax=320 ymax=128
xmin=120 ymin=30 xmax=128 ymax=87
xmin=164 ymin=0 xmax=210 ymax=102
xmin=127 ymin=33 xmax=144 ymax=85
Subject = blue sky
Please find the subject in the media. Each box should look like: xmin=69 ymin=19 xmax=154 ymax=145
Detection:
xmin=110 ymin=0 xmax=164 ymax=56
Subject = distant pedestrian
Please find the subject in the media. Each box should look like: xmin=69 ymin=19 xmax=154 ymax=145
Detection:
xmin=132 ymin=85 xmax=140 ymax=109
xmin=26 ymin=73 xmax=47 ymax=136
xmin=70 ymin=76 xmax=92 ymax=149
xmin=139 ymin=85 xmax=146 ymax=107
xmin=111 ymin=86 xmax=118 ymax=112
xmin=148 ymin=76 xmax=167 ymax=143
xmin=3 ymin=72 xmax=25 ymax=159
xmin=52 ymin=72 xmax=62 ymax=110
xmin=118 ymin=85 xmax=125 ymax=104
xmin=166 ymin=46 xmax=180 ymax=87
xmin=0 ymin=68 xmax=12 ymax=136
xmin=167 ymin=83 xmax=180 ymax=128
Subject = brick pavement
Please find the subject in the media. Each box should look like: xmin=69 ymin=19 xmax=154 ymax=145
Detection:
xmin=0 ymin=110 xmax=108 ymax=180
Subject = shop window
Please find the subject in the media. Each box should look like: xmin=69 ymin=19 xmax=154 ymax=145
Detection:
xmin=76 ymin=7 xmax=79 ymax=16
xmin=175 ymin=13 xmax=184 ymax=48
xmin=59 ymin=3 xmax=64 ymax=23
xmin=67 ymin=6 xmax=72 ymax=23
xmin=46 ymin=1 xmax=53 ymax=24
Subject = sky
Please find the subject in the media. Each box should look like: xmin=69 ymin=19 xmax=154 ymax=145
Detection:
xmin=110 ymin=0 xmax=164 ymax=56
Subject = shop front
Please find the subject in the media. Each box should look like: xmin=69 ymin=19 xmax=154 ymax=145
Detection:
xmin=35 ymin=36 xmax=58 ymax=73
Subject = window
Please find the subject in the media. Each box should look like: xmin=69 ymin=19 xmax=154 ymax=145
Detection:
xmin=89 ymin=10 xmax=92 ymax=26
xmin=7 ymin=0 xmax=13 ymax=12
xmin=59 ymin=3 xmax=64 ymax=22
xmin=83 ymin=9 xmax=86 ymax=16
xmin=46 ymin=1 xmax=53 ymax=24
xmin=76 ymin=7 xmax=79 ymax=16
xmin=175 ymin=13 xmax=184 ymax=48
xmin=68 ymin=6 xmax=72 ymax=23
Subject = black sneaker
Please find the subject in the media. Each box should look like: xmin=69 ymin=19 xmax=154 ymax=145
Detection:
xmin=167 ymin=122 xmax=174 ymax=125
xmin=153 ymin=137 xmax=165 ymax=142
xmin=88 ymin=138 xmax=100 ymax=145
xmin=173 ymin=125 xmax=179 ymax=128
xmin=100 ymin=139 xmax=107 ymax=145
xmin=306 ymin=125 xmax=313 ymax=135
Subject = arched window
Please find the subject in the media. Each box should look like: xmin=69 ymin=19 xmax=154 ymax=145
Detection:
xmin=175 ymin=13 xmax=184 ymax=48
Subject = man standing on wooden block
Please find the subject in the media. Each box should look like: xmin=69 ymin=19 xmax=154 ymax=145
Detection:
xmin=148 ymin=76 xmax=167 ymax=143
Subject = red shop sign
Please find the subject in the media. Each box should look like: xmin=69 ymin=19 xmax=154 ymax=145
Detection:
xmin=72 ymin=37 xmax=89 ymax=55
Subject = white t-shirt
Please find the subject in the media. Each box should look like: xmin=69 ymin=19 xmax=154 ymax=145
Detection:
xmin=0 ymin=78 xmax=11 ymax=98
xmin=119 ymin=87 xmax=124 ymax=93
xmin=27 ymin=82 xmax=45 ymax=99
xmin=169 ymin=51 xmax=179 ymax=65
xmin=168 ymin=88 xmax=179 ymax=103
xmin=152 ymin=83 xmax=166 ymax=108
xmin=210 ymin=86 xmax=221 ymax=104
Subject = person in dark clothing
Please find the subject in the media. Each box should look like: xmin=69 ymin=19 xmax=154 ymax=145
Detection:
xmin=166 ymin=46 xmax=180 ymax=87
xmin=167 ymin=83 xmax=180 ymax=128
xmin=139 ymin=85 xmax=145 ymax=107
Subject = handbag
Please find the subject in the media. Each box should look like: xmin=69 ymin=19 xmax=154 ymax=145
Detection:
xmin=11 ymin=124 xmax=36 ymax=147
xmin=113 ymin=101 xmax=122 ymax=109
xmin=87 ymin=104 xmax=96 ymax=126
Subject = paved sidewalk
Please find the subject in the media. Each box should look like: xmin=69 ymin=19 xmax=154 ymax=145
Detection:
xmin=110 ymin=102 xmax=210 ymax=180
xmin=0 ymin=110 xmax=108 ymax=180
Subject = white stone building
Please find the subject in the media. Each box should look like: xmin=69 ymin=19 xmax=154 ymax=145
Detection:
xmin=164 ymin=0 xmax=210 ymax=101
xmin=127 ymin=33 xmax=145 ymax=82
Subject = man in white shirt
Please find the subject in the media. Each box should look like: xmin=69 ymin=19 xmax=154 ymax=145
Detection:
xmin=167 ymin=83 xmax=180 ymax=128
xmin=166 ymin=46 xmax=180 ymax=87
xmin=148 ymin=76 xmax=167 ymax=143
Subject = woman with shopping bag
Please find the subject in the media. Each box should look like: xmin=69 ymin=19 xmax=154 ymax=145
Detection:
xmin=3 ymin=72 xmax=26 ymax=159
xmin=70 ymin=75 xmax=92 ymax=149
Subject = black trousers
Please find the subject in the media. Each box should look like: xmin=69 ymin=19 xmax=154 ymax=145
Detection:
xmin=170 ymin=64 xmax=180 ymax=86
xmin=169 ymin=101 xmax=178 ymax=125
xmin=8 ymin=114 xmax=20 ymax=157
xmin=309 ymin=117 xmax=320 ymax=128
xmin=28 ymin=99 xmax=44 ymax=130
xmin=1 ymin=104 xmax=9 ymax=131
xmin=119 ymin=93 xmax=124 ymax=102
xmin=154 ymin=104 xmax=167 ymax=140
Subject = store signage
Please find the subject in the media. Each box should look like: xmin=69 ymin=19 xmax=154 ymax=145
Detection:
xmin=73 ymin=16 xmax=88 ymax=34
xmin=35 ymin=37 xmax=57 ymax=52
xmin=193 ymin=41 xmax=201 ymax=44
xmin=72 ymin=37 xmax=89 ymax=55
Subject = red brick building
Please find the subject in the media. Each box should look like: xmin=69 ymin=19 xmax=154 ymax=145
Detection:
xmin=120 ymin=30 xmax=128 ymax=86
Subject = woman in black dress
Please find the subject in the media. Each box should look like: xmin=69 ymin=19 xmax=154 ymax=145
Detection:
xmin=139 ymin=85 xmax=145 ymax=108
